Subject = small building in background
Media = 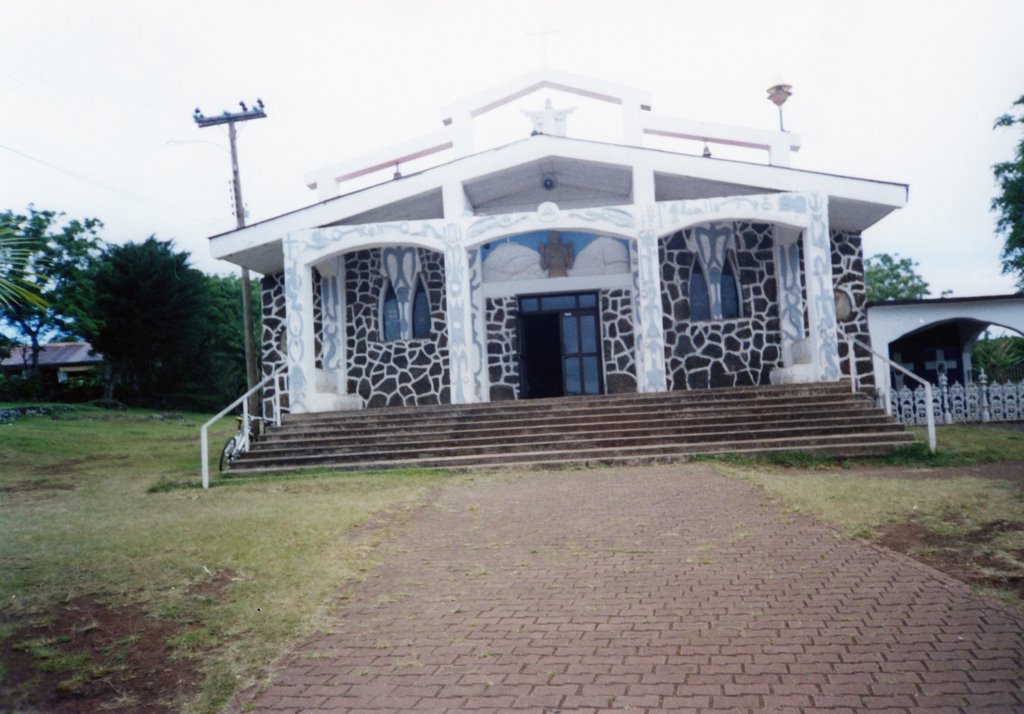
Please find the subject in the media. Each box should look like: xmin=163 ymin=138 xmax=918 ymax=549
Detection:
xmin=1 ymin=342 xmax=104 ymax=385
xmin=867 ymin=295 xmax=1024 ymax=391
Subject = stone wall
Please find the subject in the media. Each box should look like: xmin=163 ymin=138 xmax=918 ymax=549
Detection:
xmin=601 ymin=288 xmax=636 ymax=393
xmin=485 ymin=296 xmax=519 ymax=401
xmin=260 ymin=247 xmax=449 ymax=413
xmin=345 ymin=248 xmax=449 ymax=407
xmin=831 ymin=229 xmax=873 ymax=386
xmin=260 ymin=272 xmax=287 ymax=417
xmin=661 ymin=223 xmax=782 ymax=390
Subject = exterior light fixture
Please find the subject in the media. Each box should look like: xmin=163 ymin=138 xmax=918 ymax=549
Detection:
xmin=766 ymin=83 xmax=792 ymax=131
xmin=702 ymin=143 xmax=712 ymax=158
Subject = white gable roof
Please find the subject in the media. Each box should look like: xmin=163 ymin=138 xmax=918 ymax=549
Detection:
xmin=209 ymin=71 xmax=907 ymax=274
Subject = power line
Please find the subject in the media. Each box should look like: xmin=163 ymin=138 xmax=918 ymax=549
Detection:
xmin=0 ymin=142 xmax=218 ymax=227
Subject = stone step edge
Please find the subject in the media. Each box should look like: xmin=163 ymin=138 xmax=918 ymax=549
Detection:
xmin=281 ymin=384 xmax=871 ymax=424
xmin=260 ymin=406 xmax=890 ymax=443
xmin=271 ymin=397 xmax=883 ymax=434
xmin=232 ymin=430 xmax=916 ymax=471
xmin=248 ymin=419 xmax=909 ymax=458
xmin=225 ymin=437 xmax=916 ymax=475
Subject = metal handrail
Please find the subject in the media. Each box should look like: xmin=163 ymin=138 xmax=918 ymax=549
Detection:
xmin=200 ymin=365 xmax=288 ymax=488
xmin=839 ymin=333 xmax=935 ymax=453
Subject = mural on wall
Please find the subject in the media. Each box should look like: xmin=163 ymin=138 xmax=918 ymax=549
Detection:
xmin=481 ymin=231 xmax=629 ymax=282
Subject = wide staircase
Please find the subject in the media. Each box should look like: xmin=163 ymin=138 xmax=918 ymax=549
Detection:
xmin=225 ymin=383 xmax=915 ymax=475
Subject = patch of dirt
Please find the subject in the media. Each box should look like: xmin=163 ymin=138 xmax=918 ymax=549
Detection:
xmin=0 ymin=480 xmax=75 ymax=493
xmin=0 ymin=587 xmax=214 ymax=713
xmin=825 ymin=460 xmax=1024 ymax=488
xmin=30 ymin=454 xmax=130 ymax=477
xmin=876 ymin=518 xmax=1024 ymax=602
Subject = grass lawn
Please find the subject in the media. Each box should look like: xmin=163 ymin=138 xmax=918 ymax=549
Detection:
xmin=4 ymin=405 xmax=1023 ymax=710
xmin=0 ymin=404 xmax=454 ymax=713
xmin=713 ymin=423 xmax=1024 ymax=609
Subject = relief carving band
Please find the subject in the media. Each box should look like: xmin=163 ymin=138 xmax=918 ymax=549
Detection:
xmin=539 ymin=231 xmax=574 ymax=277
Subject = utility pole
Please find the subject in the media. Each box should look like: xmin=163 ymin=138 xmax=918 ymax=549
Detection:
xmin=193 ymin=100 xmax=266 ymax=421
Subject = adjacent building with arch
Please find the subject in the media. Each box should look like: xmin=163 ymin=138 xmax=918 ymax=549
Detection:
xmin=208 ymin=70 xmax=908 ymax=415
xmin=868 ymin=294 xmax=1024 ymax=391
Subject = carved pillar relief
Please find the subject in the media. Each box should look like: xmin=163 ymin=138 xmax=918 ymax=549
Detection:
xmin=633 ymin=227 xmax=668 ymax=392
xmin=773 ymin=226 xmax=804 ymax=367
xmin=468 ymin=246 xmax=489 ymax=401
xmin=443 ymin=224 xmax=480 ymax=403
xmin=318 ymin=255 xmax=348 ymax=394
xmin=283 ymin=231 xmax=317 ymax=413
xmin=803 ymin=194 xmax=841 ymax=380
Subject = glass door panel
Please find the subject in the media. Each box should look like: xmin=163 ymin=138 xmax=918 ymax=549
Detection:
xmin=519 ymin=293 xmax=604 ymax=398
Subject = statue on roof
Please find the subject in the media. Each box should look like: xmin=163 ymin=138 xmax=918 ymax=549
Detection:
xmin=523 ymin=98 xmax=574 ymax=137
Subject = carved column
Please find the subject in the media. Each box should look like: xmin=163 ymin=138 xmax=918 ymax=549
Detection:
xmin=317 ymin=254 xmax=348 ymax=394
xmin=443 ymin=224 xmax=480 ymax=404
xmin=773 ymin=225 xmax=805 ymax=367
xmin=468 ymin=246 xmax=490 ymax=401
xmin=632 ymin=228 xmax=668 ymax=392
xmin=802 ymin=194 xmax=841 ymax=381
xmin=283 ymin=231 xmax=317 ymax=413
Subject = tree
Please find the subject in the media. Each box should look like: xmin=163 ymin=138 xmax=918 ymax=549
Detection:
xmin=0 ymin=223 xmax=45 ymax=309
xmin=992 ymin=95 xmax=1024 ymax=291
xmin=864 ymin=253 xmax=930 ymax=303
xmin=88 ymin=237 xmax=207 ymax=404
xmin=183 ymin=273 xmax=255 ymax=410
xmin=972 ymin=333 xmax=1024 ymax=382
xmin=0 ymin=208 xmax=104 ymax=370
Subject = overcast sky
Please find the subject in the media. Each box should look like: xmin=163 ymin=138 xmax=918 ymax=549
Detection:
xmin=2 ymin=0 xmax=1022 ymax=297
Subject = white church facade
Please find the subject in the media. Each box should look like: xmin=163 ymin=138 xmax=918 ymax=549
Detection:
xmin=208 ymin=71 xmax=907 ymax=415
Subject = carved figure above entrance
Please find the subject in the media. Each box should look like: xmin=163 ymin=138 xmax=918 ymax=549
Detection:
xmin=539 ymin=231 xmax=574 ymax=278
xmin=481 ymin=232 xmax=628 ymax=283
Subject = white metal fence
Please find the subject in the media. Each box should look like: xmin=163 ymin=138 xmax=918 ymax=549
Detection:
xmin=888 ymin=371 xmax=1024 ymax=426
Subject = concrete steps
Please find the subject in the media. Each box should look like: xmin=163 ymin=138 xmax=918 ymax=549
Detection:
xmin=225 ymin=383 xmax=915 ymax=475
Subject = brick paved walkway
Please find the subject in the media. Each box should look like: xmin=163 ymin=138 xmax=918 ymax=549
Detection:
xmin=242 ymin=465 xmax=1024 ymax=713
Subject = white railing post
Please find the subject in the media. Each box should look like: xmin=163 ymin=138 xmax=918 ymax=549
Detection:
xmin=272 ymin=376 xmax=281 ymax=427
xmin=201 ymin=427 xmax=210 ymax=489
xmin=241 ymin=395 xmax=250 ymax=453
xmin=847 ymin=340 xmax=857 ymax=393
xmin=923 ymin=382 xmax=936 ymax=453
xmin=198 ymin=365 xmax=288 ymax=489
xmin=840 ymin=333 xmax=936 ymax=454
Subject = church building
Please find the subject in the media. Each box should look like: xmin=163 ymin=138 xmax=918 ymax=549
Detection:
xmin=207 ymin=70 xmax=907 ymax=416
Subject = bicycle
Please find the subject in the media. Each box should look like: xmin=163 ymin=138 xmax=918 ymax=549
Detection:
xmin=219 ymin=414 xmax=273 ymax=472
